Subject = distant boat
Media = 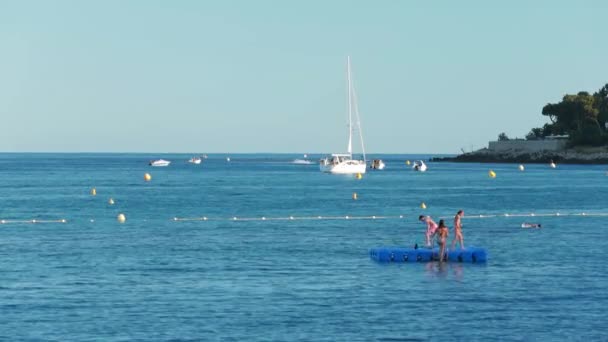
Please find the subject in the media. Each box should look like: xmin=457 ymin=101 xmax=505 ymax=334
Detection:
xmin=293 ymin=159 xmax=312 ymax=165
xmin=149 ymin=159 xmax=171 ymax=167
xmin=412 ymin=160 xmax=427 ymax=172
xmin=521 ymin=223 xmax=542 ymax=229
xmin=370 ymin=159 xmax=385 ymax=170
xmin=319 ymin=57 xmax=367 ymax=175
xmin=188 ymin=157 xmax=202 ymax=164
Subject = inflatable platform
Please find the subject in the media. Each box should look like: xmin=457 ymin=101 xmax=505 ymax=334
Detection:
xmin=370 ymin=246 xmax=487 ymax=263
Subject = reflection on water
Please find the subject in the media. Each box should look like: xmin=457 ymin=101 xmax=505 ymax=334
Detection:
xmin=424 ymin=262 xmax=465 ymax=281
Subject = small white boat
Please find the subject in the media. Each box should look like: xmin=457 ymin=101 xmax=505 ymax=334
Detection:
xmin=293 ymin=159 xmax=312 ymax=165
xmin=412 ymin=160 xmax=427 ymax=172
xmin=149 ymin=159 xmax=171 ymax=167
xmin=370 ymin=159 xmax=385 ymax=170
xmin=521 ymin=223 xmax=542 ymax=229
xmin=188 ymin=157 xmax=202 ymax=164
xmin=319 ymin=57 xmax=367 ymax=175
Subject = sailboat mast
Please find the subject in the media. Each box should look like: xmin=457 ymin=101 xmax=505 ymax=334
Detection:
xmin=352 ymin=83 xmax=367 ymax=163
xmin=347 ymin=56 xmax=353 ymax=156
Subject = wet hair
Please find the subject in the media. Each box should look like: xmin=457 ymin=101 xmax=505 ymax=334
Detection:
xmin=438 ymin=219 xmax=446 ymax=228
xmin=457 ymin=210 xmax=463 ymax=215
xmin=419 ymin=215 xmax=425 ymax=221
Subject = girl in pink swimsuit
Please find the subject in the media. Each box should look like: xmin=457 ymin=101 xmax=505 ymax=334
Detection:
xmin=419 ymin=215 xmax=438 ymax=247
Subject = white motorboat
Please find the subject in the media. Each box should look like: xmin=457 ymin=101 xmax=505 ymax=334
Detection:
xmin=370 ymin=159 xmax=385 ymax=170
xmin=412 ymin=160 xmax=427 ymax=172
xmin=320 ymin=57 xmax=367 ymax=174
xmin=188 ymin=157 xmax=202 ymax=164
xmin=292 ymin=159 xmax=312 ymax=165
xmin=149 ymin=159 xmax=171 ymax=167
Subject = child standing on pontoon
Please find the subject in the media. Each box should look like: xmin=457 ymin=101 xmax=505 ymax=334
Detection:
xmin=434 ymin=220 xmax=449 ymax=262
xmin=419 ymin=215 xmax=438 ymax=247
xmin=451 ymin=210 xmax=465 ymax=249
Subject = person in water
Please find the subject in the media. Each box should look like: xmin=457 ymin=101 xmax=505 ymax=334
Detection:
xmin=434 ymin=219 xmax=449 ymax=262
xmin=451 ymin=210 xmax=465 ymax=249
xmin=419 ymin=215 xmax=438 ymax=247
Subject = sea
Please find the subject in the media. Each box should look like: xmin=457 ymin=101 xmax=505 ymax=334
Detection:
xmin=1 ymin=153 xmax=607 ymax=341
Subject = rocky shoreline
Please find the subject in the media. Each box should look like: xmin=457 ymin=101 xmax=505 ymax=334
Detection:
xmin=431 ymin=147 xmax=608 ymax=164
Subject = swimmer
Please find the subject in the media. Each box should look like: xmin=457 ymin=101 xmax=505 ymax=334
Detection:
xmin=419 ymin=215 xmax=438 ymax=247
xmin=451 ymin=210 xmax=465 ymax=249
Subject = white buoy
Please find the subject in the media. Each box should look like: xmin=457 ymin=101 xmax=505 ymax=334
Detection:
xmin=226 ymin=157 xmax=231 ymax=162
xmin=108 ymin=198 xmax=115 ymax=205
xmin=117 ymin=213 xmax=126 ymax=223
xmin=519 ymin=164 xmax=525 ymax=171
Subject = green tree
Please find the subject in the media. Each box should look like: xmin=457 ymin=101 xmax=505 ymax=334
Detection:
xmin=593 ymin=83 xmax=608 ymax=131
xmin=525 ymin=128 xmax=543 ymax=140
xmin=541 ymin=90 xmax=603 ymax=145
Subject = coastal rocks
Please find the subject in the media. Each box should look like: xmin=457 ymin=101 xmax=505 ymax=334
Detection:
xmin=432 ymin=147 xmax=608 ymax=164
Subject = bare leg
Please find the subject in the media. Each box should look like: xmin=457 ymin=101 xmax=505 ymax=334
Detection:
xmin=439 ymin=241 xmax=446 ymax=262
xmin=452 ymin=230 xmax=464 ymax=249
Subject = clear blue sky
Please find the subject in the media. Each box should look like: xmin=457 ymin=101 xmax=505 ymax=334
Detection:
xmin=1 ymin=0 xmax=606 ymax=153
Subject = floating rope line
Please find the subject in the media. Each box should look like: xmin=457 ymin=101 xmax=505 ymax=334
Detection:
xmin=2 ymin=212 xmax=607 ymax=225
xmin=0 ymin=219 xmax=67 ymax=225
xmin=172 ymin=215 xmax=406 ymax=222
xmin=439 ymin=212 xmax=608 ymax=219
xmin=172 ymin=212 xmax=608 ymax=222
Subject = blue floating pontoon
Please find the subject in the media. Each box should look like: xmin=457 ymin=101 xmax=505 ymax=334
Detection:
xmin=370 ymin=246 xmax=487 ymax=263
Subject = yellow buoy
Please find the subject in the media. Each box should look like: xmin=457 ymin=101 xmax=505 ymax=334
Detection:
xmin=420 ymin=202 xmax=427 ymax=209
xmin=406 ymin=160 xmax=411 ymax=165
xmin=90 ymin=188 xmax=97 ymax=196
xmin=356 ymin=173 xmax=363 ymax=180
xmin=352 ymin=192 xmax=358 ymax=200
xmin=117 ymin=213 xmax=126 ymax=223
xmin=144 ymin=173 xmax=152 ymax=182
xmin=108 ymin=198 xmax=115 ymax=205
xmin=489 ymin=170 xmax=496 ymax=178
xmin=518 ymin=164 xmax=525 ymax=171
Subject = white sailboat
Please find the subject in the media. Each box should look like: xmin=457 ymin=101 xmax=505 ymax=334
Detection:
xmin=319 ymin=57 xmax=367 ymax=174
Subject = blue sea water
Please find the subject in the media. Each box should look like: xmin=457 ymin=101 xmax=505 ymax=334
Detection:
xmin=1 ymin=153 xmax=607 ymax=341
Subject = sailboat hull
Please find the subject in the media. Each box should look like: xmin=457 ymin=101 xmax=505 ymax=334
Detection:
xmin=319 ymin=160 xmax=367 ymax=174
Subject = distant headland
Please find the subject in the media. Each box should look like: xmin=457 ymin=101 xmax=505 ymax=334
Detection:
xmin=433 ymin=83 xmax=608 ymax=164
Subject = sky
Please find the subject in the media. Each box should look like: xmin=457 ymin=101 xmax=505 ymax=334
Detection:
xmin=1 ymin=0 xmax=606 ymax=154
